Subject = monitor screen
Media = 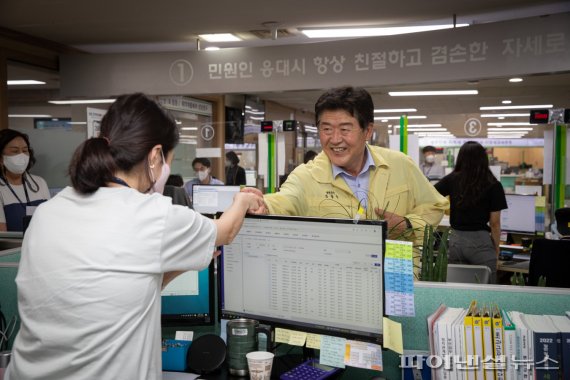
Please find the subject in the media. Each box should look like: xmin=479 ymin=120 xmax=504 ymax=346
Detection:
xmin=501 ymin=194 xmax=536 ymax=233
xmin=161 ymin=262 xmax=215 ymax=326
xmin=220 ymin=215 xmax=386 ymax=342
xmin=191 ymin=185 xmax=241 ymax=215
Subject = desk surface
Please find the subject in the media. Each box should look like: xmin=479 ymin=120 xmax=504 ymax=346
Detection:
xmin=497 ymin=260 xmax=530 ymax=274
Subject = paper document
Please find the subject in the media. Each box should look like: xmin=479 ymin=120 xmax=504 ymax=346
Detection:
xmin=319 ymin=335 xmax=347 ymax=368
xmin=384 ymin=240 xmax=415 ymax=317
xmin=344 ymin=340 xmax=383 ymax=371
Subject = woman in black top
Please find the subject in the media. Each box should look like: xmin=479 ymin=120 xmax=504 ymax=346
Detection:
xmin=435 ymin=141 xmax=507 ymax=283
xmin=225 ymin=151 xmax=246 ymax=186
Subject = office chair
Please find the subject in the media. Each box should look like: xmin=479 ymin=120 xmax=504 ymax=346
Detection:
xmin=446 ymin=264 xmax=492 ymax=284
xmin=555 ymin=207 xmax=570 ymax=237
xmin=528 ymin=238 xmax=570 ymax=288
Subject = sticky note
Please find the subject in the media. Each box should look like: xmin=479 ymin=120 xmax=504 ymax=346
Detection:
xmin=319 ymin=335 xmax=346 ymax=368
xmin=275 ymin=328 xmax=291 ymax=344
xmin=175 ymin=331 xmax=194 ymax=341
xmin=383 ymin=317 xmax=404 ymax=354
xmin=288 ymin=331 xmax=307 ymax=346
xmin=344 ymin=340 xmax=383 ymax=371
xmin=306 ymin=333 xmax=322 ymax=349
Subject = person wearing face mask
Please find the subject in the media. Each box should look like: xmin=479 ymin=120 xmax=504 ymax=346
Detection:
xmin=0 ymin=129 xmax=50 ymax=231
xmin=5 ymin=93 xmax=263 ymax=380
xmin=225 ymin=150 xmax=246 ymax=186
xmin=420 ymin=145 xmax=445 ymax=181
xmin=184 ymin=157 xmax=224 ymax=203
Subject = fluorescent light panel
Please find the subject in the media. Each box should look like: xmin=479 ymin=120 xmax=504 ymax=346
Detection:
xmin=9 ymin=114 xmax=52 ymax=118
xmin=480 ymin=113 xmax=529 ymax=118
xmin=374 ymin=108 xmax=417 ymax=113
xmin=389 ymin=90 xmax=478 ymax=96
xmin=487 ymin=122 xmax=536 ymax=126
xmin=7 ymin=80 xmax=46 ymax=85
xmin=301 ymin=24 xmax=468 ymax=38
xmin=407 ymin=124 xmax=442 ymax=128
xmin=407 ymin=128 xmax=447 ymax=132
xmin=480 ymin=104 xmax=553 ymax=110
xmin=198 ymin=33 xmax=241 ymax=42
xmin=374 ymin=116 xmax=426 ymax=120
xmin=49 ymin=99 xmax=116 ymax=105
xmin=487 ymin=127 xmax=533 ymax=131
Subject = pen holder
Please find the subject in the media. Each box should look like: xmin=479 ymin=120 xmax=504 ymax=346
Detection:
xmin=162 ymin=339 xmax=191 ymax=372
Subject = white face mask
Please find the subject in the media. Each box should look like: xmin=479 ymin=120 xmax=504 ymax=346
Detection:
xmin=225 ymin=160 xmax=232 ymax=167
xmin=3 ymin=153 xmax=29 ymax=175
xmin=148 ymin=150 xmax=170 ymax=194
xmin=425 ymin=155 xmax=435 ymax=164
xmin=197 ymin=169 xmax=210 ymax=182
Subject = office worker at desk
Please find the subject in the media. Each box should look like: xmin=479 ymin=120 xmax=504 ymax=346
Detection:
xmin=0 ymin=129 xmax=50 ymax=232
xmin=434 ymin=141 xmax=507 ymax=284
xmin=6 ymin=94 xmax=262 ymax=380
xmin=246 ymin=86 xmax=448 ymax=263
xmin=184 ymin=157 xmax=224 ymax=201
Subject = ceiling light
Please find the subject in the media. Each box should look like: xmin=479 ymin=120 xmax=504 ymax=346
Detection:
xmin=487 ymin=128 xmax=533 ymax=131
xmin=204 ymin=46 xmax=220 ymax=51
xmin=498 ymin=117 xmax=505 ymax=120
xmin=502 ymin=100 xmax=512 ymax=104
xmin=301 ymin=24 xmax=468 ymax=38
xmin=48 ymin=99 xmax=116 ymax=105
xmin=198 ymin=33 xmax=241 ymax=42
xmin=7 ymin=80 xmax=46 ymax=85
xmin=181 ymin=127 xmax=198 ymax=131
xmin=480 ymin=104 xmax=553 ymax=110
xmin=374 ymin=108 xmax=417 ymax=113
xmin=487 ymin=122 xmax=536 ymax=126
xmin=9 ymin=114 xmax=52 ymax=118
xmin=488 ymin=135 xmax=524 ymax=139
xmin=374 ymin=115 xmax=427 ymax=120
xmin=509 ymin=77 xmax=523 ymax=83
xmin=480 ymin=113 xmax=529 ymax=118
xmin=407 ymin=124 xmax=443 ymax=128
xmin=407 ymin=128 xmax=447 ymax=132
xmin=389 ymin=90 xmax=478 ymax=96
xmin=381 ymin=119 xmax=388 ymax=123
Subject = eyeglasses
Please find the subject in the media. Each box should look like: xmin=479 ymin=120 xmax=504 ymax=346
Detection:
xmin=319 ymin=125 xmax=359 ymax=136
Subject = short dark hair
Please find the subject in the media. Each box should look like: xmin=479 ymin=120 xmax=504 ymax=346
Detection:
xmin=303 ymin=150 xmax=318 ymax=164
xmin=422 ymin=145 xmax=437 ymax=154
xmin=192 ymin=157 xmax=212 ymax=168
xmin=0 ymin=129 xmax=36 ymax=172
xmin=69 ymin=93 xmax=178 ymax=194
xmin=166 ymin=174 xmax=184 ymax=187
xmin=314 ymin=86 xmax=374 ymax=130
xmin=226 ymin=151 xmax=240 ymax=165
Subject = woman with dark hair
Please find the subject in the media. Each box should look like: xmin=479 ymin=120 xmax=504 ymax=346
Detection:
xmin=225 ymin=150 xmax=246 ymax=186
xmin=6 ymin=93 xmax=262 ymax=380
xmin=0 ymin=129 xmax=50 ymax=231
xmin=435 ymin=141 xmax=507 ymax=283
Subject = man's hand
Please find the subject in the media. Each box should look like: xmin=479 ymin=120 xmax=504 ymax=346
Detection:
xmin=241 ymin=187 xmax=269 ymax=215
xmin=374 ymin=207 xmax=408 ymax=237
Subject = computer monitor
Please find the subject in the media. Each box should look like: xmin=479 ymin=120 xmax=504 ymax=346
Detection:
xmin=191 ymin=185 xmax=241 ymax=215
xmin=501 ymin=194 xmax=536 ymax=234
xmin=161 ymin=262 xmax=215 ymax=326
xmin=219 ymin=215 xmax=386 ymax=343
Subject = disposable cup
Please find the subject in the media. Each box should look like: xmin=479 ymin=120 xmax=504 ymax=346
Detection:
xmin=246 ymin=351 xmax=274 ymax=380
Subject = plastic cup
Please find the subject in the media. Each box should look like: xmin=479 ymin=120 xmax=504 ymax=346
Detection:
xmin=246 ymin=351 xmax=274 ymax=380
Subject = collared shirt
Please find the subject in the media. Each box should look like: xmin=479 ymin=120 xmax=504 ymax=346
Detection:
xmin=331 ymin=147 xmax=375 ymax=209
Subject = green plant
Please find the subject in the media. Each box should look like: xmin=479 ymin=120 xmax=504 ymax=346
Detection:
xmin=419 ymin=225 xmax=449 ymax=282
xmin=510 ymin=272 xmax=546 ymax=287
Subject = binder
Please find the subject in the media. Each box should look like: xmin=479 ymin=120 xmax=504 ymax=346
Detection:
xmin=491 ymin=305 xmax=505 ymax=380
xmin=464 ymin=301 xmax=477 ymax=380
xmin=547 ymin=314 xmax=570 ymax=380
xmin=481 ymin=305 xmax=494 ymax=380
xmin=472 ymin=305 xmax=485 ymax=380
xmin=501 ymin=309 xmax=516 ymax=380
xmin=428 ymin=304 xmax=448 ymax=380
xmin=524 ymin=314 xmax=561 ymax=380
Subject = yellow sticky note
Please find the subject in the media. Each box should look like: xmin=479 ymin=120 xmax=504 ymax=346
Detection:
xmin=383 ymin=317 xmax=403 ymax=354
xmin=288 ymin=330 xmax=308 ymax=346
xmin=535 ymin=196 xmax=546 ymax=207
xmin=306 ymin=333 xmax=322 ymax=349
xmin=275 ymin=328 xmax=291 ymax=344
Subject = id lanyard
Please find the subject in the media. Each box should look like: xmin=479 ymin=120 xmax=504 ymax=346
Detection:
xmin=5 ymin=179 xmax=31 ymax=209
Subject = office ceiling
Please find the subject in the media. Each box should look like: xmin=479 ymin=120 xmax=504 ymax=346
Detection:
xmin=2 ymin=0 xmax=570 ymax=138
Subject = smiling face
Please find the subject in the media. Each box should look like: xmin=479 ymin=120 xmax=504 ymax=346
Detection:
xmin=318 ymin=109 xmax=373 ymax=177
